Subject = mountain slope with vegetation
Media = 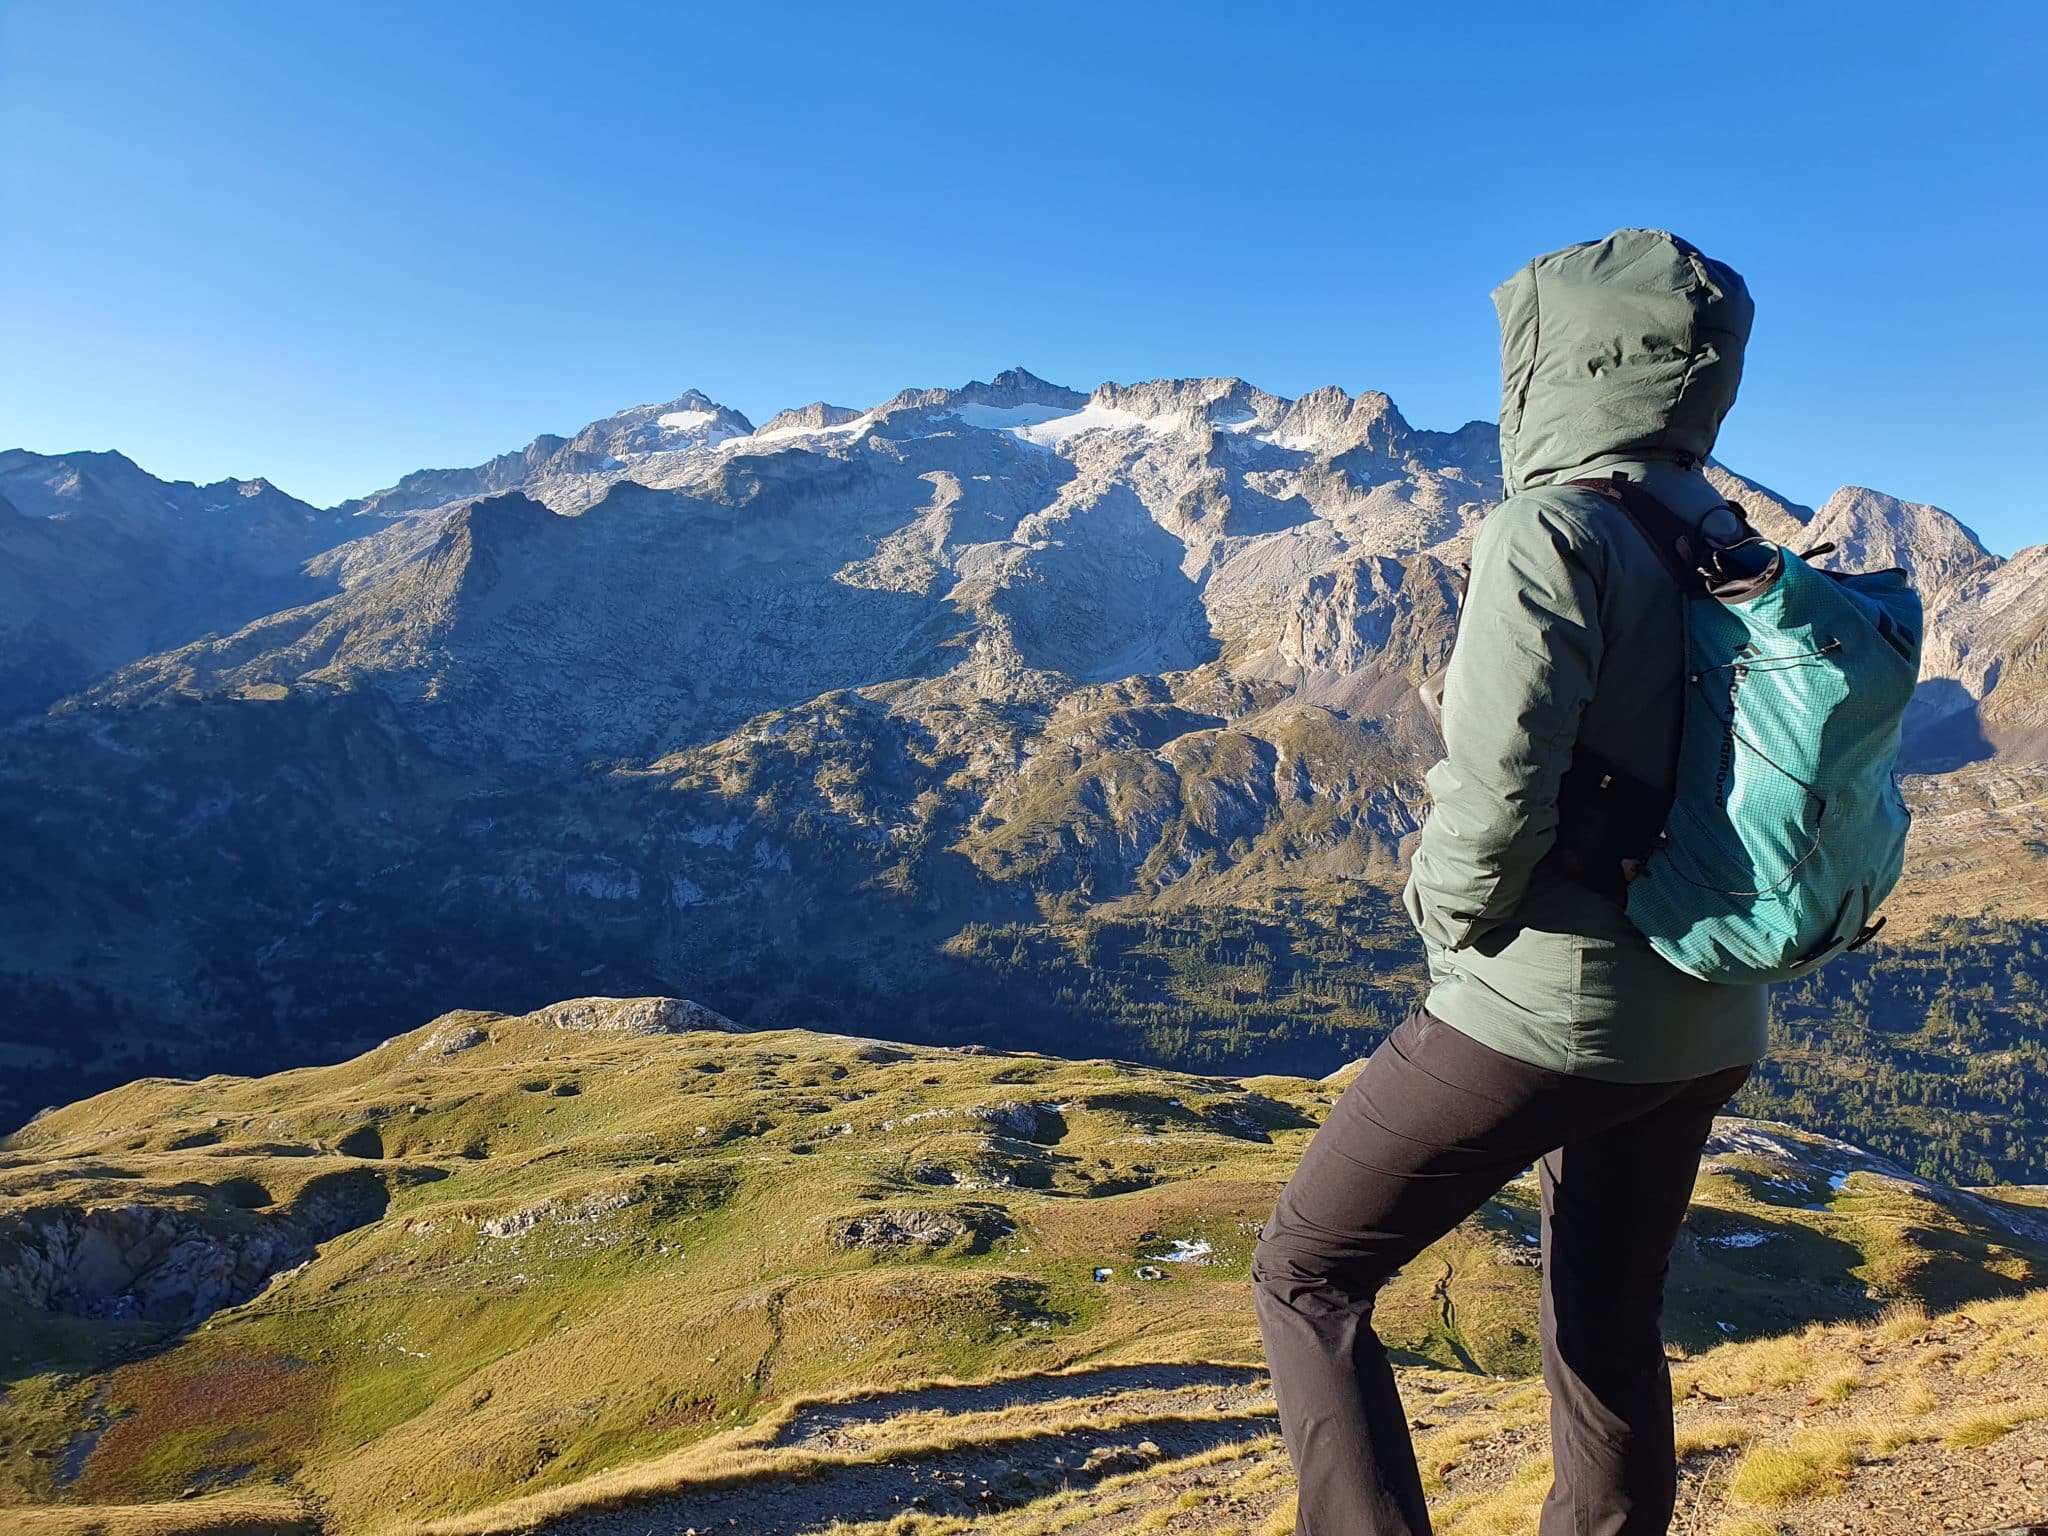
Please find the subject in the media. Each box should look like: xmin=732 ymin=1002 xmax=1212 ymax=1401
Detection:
xmin=5 ymin=999 xmax=2046 ymax=1535
xmin=3 ymin=370 xmax=2045 ymax=1171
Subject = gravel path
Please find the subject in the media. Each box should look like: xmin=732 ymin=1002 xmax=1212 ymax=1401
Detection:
xmin=524 ymin=1302 xmax=2048 ymax=1536
xmin=533 ymin=1369 xmax=1277 ymax=1536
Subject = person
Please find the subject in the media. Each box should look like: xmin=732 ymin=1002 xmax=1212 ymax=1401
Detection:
xmin=1252 ymin=228 xmax=1769 ymax=1536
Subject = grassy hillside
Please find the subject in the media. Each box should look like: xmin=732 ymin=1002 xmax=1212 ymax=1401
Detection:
xmin=935 ymin=902 xmax=2048 ymax=1187
xmin=4 ymin=999 xmax=2046 ymax=1534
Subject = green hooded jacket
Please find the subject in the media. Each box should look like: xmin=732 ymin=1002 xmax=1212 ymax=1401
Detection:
xmin=1401 ymin=228 xmax=1770 ymax=1081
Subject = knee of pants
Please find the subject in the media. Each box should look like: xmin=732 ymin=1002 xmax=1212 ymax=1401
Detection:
xmin=1547 ymin=1255 xmax=1672 ymax=1331
xmin=1251 ymin=1231 xmax=1395 ymax=1311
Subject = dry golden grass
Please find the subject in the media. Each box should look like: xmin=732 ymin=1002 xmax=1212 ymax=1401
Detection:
xmin=1434 ymin=1453 xmax=1551 ymax=1536
xmin=1675 ymin=1419 xmax=1755 ymax=1458
xmin=0 ymin=1501 xmax=314 ymax=1536
xmin=1871 ymin=1299 xmax=1929 ymax=1344
xmin=1955 ymin=1345 xmax=2005 ymax=1379
xmin=1942 ymin=1413 xmax=2016 ymax=1447
xmin=1928 ymin=1387 xmax=2048 ymax=1450
xmin=814 ymin=1435 xmax=1289 ymax=1536
xmin=1814 ymin=1367 xmax=1864 ymax=1404
xmin=1675 ymin=1326 xmax=1841 ymax=1398
xmin=1724 ymin=1426 xmax=1863 ymax=1505
xmin=1897 ymin=1377 xmax=1941 ymax=1416
xmin=1710 ymin=1519 xmax=1786 ymax=1536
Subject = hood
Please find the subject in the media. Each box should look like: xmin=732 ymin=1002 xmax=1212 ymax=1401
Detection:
xmin=1493 ymin=229 xmax=1753 ymax=496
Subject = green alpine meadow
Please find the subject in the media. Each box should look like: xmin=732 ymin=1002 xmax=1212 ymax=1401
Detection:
xmin=7 ymin=997 xmax=2048 ymax=1534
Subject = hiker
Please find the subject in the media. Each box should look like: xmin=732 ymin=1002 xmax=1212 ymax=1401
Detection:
xmin=1252 ymin=230 xmax=1771 ymax=1536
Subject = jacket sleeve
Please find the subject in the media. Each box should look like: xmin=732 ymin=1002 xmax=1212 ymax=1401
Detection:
xmin=1403 ymin=493 xmax=1605 ymax=951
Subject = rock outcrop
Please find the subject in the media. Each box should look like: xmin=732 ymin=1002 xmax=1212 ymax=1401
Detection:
xmin=535 ymin=996 xmax=741 ymax=1036
xmin=0 ymin=1169 xmax=387 ymax=1327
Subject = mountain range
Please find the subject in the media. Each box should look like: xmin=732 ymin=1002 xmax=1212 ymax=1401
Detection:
xmin=2 ymin=369 xmax=2045 ymax=1166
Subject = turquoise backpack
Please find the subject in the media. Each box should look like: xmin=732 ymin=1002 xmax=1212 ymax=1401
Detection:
xmin=1568 ymin=475 xmax=1924 ymax=986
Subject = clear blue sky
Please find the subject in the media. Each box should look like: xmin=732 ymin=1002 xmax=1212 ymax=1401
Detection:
xmin=3 ymin=1 xmax=2041 ymax=552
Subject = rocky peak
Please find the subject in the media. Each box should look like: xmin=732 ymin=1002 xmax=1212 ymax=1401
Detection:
xmin=1805 ymin=485 xmax=1999 ymax=597
xmin=335 ymin=393 xmax=754 ymax=522
xmin=560 ymin=391 xmax=755 ymax=460
xmin=1090 ymin=376 xmax=1273 ymax=429
xmin=532 ymin=995 xmax=742 ymax=1036
xmin=877 ymin=367 xmax=1089 ymax=419
xmin=969 ymin=367 xmax=1083 ymax=407
xmin=0 ymin=448 xmax=147 ymax=518
xmin=443 ymin=489 xmax=557 ymax=537
xmin=1064 ymin=379 xmax=1432 ymax=465
xmin=0 ymin=449 xmax=328 ymax=531
xmin=335 ymin=434 xmax=573 ymax=520
xmin=1703 ymin=461 xmax=1813 ymax=547
xmin=758 ymin=401 xmax=865 ymax=435
xmin=1270 ymin=386 xmax=1413 ymax=457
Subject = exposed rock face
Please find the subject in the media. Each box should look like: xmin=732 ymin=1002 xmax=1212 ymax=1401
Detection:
xmin=832 ymin=1204 xmax=1011 ymax=1251
xmin=1915 ymin=543 xmax=2048 ymax=762
xmin=334 ymin=391 xmax=755 ymax=521
xmin=1702 ymin=1119 xmax=2048 ymax=1247
xmin=535 ymin=997 xmax=741 ymax=1036
xmin=1277 ymin=553 xmax=1462 ymax=685
xmin=0 ymin=368 xmax=2037 ymax=1125
xmin=477 ymin=1185 xmax=637 ymax=1241
xmin=758 ymin=402 xmax=863 ymax=435
xmin=1702 ymin=460 xmax=1812 ymax=546
xmin=1805 ymin=485 xmax=1998 ymax=601
xmin=413 ymin=1018 xmax=489 ymax=1058
xmin=972 ymin=1102 xmax=1054 ymax=1141
xmin=0 ymin=1171 xmax=387 ymax=1326
xmin=875 ymin=366 xmax=1088 ymax=420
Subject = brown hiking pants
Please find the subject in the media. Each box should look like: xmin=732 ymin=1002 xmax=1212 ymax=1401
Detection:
xmin=1252 ymin=1006 xmax=1751 ymax=1535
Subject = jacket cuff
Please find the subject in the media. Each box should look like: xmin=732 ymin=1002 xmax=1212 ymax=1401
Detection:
xmin=1402 ymin=873 xmax=1486 ymax=952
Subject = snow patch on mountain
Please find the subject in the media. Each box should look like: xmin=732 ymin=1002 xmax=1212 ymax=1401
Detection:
xmin=755 ymin=402 xmax=865 ymax=436
xmin=1012 ymin=401 xmax=1177 ymax=446
xmin=742 ymin=412 xmax=879 ymax=447
xmin=7 ymin=366 xmax=2033 ymax=786
xmin=946 ymin=402 xmax=1083 ymax=433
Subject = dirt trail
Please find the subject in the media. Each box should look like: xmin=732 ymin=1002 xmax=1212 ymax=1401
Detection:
xmin=523 ymin=1302 xmax=2048 ymax=1536
xmin=773 ymin=1363 xmax=1266 ymax=1450
xmin=1430 ymin=1259 xmax=1481 ymax=1375
xmin=535 ymin=1377 xmax=1278 ymax=1536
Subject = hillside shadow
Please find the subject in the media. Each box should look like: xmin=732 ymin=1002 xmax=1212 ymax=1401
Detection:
xmin=770 ymin=1362 xmax=1266 ymax=1445
xmin=992 ymin=484 xmax=1220 ymax=682
xmin=1901 ymin=678 xmax=1996 ymax=772
xmin=1667 ymin=1206 xmax=1882 ymax=1349
xmin=543 ymin=1407 xmax=1274 ymax=1534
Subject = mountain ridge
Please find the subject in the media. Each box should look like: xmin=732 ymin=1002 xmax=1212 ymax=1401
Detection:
xmin=1 ymin=369 xmax=2042 ymax=1164
xmin=36 ymin=367 xmax=2009 ymax=769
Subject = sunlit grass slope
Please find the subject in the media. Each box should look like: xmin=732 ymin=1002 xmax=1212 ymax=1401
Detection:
xmin=4 ymin=998 xmax=2045 ymax=1533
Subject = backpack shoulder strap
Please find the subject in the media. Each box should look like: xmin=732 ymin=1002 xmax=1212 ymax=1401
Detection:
xmin=1565 ymin=472 xmax=1722 ymax=595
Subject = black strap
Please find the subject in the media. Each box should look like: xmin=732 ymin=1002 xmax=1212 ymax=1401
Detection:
xmin=1545 ymin=474 xmax=1706 ymax=899
xmin=1566 ymin=473 xmax=1718 ymax=593
xmin=1549 ymin=748 xmax=1674 ymax=902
